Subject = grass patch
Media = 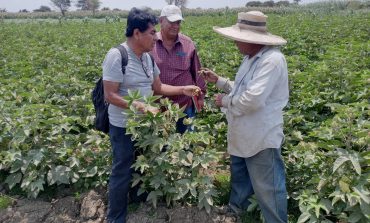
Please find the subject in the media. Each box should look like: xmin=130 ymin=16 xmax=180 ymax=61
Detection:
xmin=128 ymin=202 xmax=140 ymax=213
xmin=213 ymin=172 xmax=230 ymax=206
xmin=0 ymin=194 xmax=12 ymax=209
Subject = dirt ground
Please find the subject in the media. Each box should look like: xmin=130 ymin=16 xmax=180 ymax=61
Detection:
xmin=0 ymin=188 xmax=239 ymax=223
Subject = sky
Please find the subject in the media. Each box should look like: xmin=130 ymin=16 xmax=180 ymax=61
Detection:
xmin=0 ymin=0 xmax=316 ymax=12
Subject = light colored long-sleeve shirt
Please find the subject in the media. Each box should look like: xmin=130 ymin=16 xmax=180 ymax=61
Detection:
xmin=216 ymin=46 xmax=289 ymax=158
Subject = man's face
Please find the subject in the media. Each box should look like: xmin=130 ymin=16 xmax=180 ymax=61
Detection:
xmin=160 ymin=17 xmax=181 ymax=38
xmin=235 ymin=41 xmax=261 ymax=56
xmin=138 ymin=23 xmax=158 ymax=52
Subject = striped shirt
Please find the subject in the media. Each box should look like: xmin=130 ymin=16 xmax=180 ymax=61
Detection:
xmin=151 ymin=32 xmax=206 ymax=108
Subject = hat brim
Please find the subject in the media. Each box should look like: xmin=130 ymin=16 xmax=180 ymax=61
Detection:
xmin=166 ymin=15 xmax=184 ymax=22
xmin=213 ymin=26 xmax=287 ymax=46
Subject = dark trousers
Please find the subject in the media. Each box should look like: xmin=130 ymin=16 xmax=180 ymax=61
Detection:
xmin=107 ymin=125 xmax=135 ymax=223
xmin=176 ymin=106 xmax=195 ymax=134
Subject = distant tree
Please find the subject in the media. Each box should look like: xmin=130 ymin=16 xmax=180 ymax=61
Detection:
xmin=76 ymin=0 xmax=89 ymax=10
xmin=33 ymin=6 xmax=52 ymax=12
xmin=50 ymin=0 xmax=71 ymax=17
xmin=263 ymin=0 xmax=275 ymax=7
xmin=293 ymin=0 xmax=301 ymax=4
xmin=0 ymin=8 xmax=6 ymax=12
xmin=101 ymin=7 xmax=110 ymax=11
xmin=76 ymin=0 xmax=101 ymax=15
xmin=112 ymin=8 xmax=121 ymax=11
xmin=246 ymin=1 xmax=262 ymax=7
xmin=276 ymin=1 xmax=290 ymax=7
xmin=165 ymin=0 xmax=188 ymax=9
xmin=87 ymin=0 xmax=101 ymax=15
xmin=19 ymin=9 xmax=29 ymax=13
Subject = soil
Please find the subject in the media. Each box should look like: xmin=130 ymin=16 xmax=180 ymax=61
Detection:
xmin=0 ymin=188 xmax=239 ymax=223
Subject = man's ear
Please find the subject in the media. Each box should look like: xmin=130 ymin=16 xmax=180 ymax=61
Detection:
xmin=133 ymin=28 xmax=140 ymax=40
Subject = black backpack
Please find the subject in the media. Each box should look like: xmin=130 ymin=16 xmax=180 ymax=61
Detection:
xmin=92 ymin=45 xmax=128 ymax=134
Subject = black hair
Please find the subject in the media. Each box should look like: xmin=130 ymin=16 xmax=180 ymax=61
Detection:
xmin=125 ymin=8 xmax=158 ymax=37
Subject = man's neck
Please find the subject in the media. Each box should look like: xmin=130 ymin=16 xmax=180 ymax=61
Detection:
xmin=126 ymin=38 xmax=144 ymax=58
xmin=247 ymin=45 xmax=265 ymax=58
xmin=161 ymin=30 xmax=177 ymax=44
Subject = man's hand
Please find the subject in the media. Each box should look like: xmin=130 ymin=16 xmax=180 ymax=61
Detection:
xmin=197 ymin=97 xmax=205 ymax=109
xmin=145 ymin=106 xmax=159 ymax=115
xmin=183 ymin=85 xmax=201 ymax=97
xmin=199 ymin=68 xmax=219 ymax=84
xmin=133 ymin=101 xmax=159 ymax=114
xmin=215 ymin=93 xmax=225 ymax=108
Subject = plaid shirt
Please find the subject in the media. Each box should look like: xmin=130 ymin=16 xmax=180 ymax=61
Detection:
xmin=151 ymin=32 xmax=206 ymax=108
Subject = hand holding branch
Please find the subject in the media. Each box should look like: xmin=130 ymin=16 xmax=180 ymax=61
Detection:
xmin=198 ymin=68 xmax=219 ymax=84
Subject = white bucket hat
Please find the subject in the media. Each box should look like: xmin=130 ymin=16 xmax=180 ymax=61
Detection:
xmin=213 ymin=11 xmax=286 ymax=45
xmin=160 ymin=5 xmax=184 ymax=22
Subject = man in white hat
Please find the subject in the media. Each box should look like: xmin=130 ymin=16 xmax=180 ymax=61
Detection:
xmin=201 ymin=11 xmax=288 ymax=223
xmin=151 ymin=5 xmax=206 ymax=133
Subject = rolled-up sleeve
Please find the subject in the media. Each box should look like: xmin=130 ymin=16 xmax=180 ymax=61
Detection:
xmin=216 ymin=77 xmax=234 ymax=93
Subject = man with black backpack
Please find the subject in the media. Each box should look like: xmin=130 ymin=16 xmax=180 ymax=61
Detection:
xmin=102 ymin=8 xmax=200 ymax=223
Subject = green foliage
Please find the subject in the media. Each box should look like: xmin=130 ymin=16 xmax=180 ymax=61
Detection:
xmin=0 ymin=194 xmax=13 ymax=209
xmin=124 ymin=90 xmax=221 ymax=213
xmin=0 ymin=8 xmax=368 ymax=222
xmin=213 ymin=173 xmax=230 ymax=206
xmin=0 ymin=21 xmax=114 ymax=198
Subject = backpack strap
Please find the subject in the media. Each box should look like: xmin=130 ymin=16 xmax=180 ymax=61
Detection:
xmin=148 ymin=54 xmax=155 ymax=72
xmin=115 ymin=44 xmax=128 ymax=74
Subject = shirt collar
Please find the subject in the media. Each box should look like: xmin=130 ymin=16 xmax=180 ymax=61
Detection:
xmin=255 ymin=46 xmax=271 ymax=58
xmin=244 ymin=45 xmax=272 ymax=61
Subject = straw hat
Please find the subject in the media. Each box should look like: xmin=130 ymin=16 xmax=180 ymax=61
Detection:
xmin=213 ymin=11 xmax=286 ymax=45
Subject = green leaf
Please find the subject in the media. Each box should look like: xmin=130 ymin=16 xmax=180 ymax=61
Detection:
xmin=349 ymin=153 xmax=362 ymax=175
xmin=319 ymin=199 xmax=332 ymax=214
xmin=147 ymin=190 xmax=163 ymax=208
xmin=47 ymin=166 xmax=71 ymax=185
xmin=348 ymin=211 xmax=362 ymax=223
xmin=360 ymin=202 xmax=370 ymax=219
xmin=5 ymin=172 xmax=22 ymax=189
xmin=29 ymin=178 xmax=44 ymax=198
xmin=86 ymin=166 xmax=97 ymax=177
xmin=30 ymin=149 xmax=44 ymax=167
xmin=314 ymin=204 xmax=321 ymax=218
xmin=333 ymin=155 xmax=349 ymax=173
xmin=352 ymin=186 xmax=370 ymax=204
xmin=297 ymin=212 xmax=311 ymax=223
xmin=10 ymin=159 xmax=23 ymax=173
xmin=339 ymin=180 xmax=351 ymax=193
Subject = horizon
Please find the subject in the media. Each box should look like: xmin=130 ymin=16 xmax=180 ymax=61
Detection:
xmin=0 ymin=0 xmax=320 ymax=13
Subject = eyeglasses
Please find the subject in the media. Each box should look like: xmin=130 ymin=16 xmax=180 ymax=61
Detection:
xmin=140 ymin=57 xmax=150 ymax=78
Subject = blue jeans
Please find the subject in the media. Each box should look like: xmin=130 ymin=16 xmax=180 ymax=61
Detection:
xmin=229 ymin=148 xmax=287 ymax=223
xmin=176 ymin=106 xmax=195 ymax=134
xmin=107 ymin=125 xmax=135 ymax=223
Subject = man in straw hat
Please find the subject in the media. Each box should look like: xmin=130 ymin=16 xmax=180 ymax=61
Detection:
xmin=201 ymin=11 xmax=288 ymax=222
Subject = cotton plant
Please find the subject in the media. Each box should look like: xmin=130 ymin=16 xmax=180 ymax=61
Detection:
xmin=124 ymin=90 xmax=221 ymax=213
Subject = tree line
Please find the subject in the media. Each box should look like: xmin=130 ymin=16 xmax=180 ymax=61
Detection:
xmin=246 ymin=1 xmax=297 ymax=7
xmin=1 ymin=0 xmax=187 ymax=16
